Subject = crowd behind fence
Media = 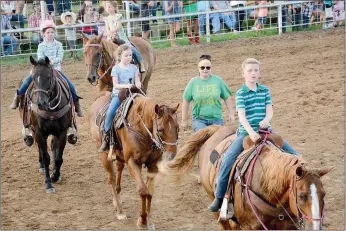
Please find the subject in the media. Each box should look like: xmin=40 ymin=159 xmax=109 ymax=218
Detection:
xmin=0 ymin=0 xmax=344 ymax=60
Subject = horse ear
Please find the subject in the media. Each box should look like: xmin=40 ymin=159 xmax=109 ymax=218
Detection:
xmin=317 ymin=167 xmax=334 ymax=177
xmin=267 ymin=133 xmax=283 ymax=148
xmin=243 ymin=136 xmax=254 ymax=150
xmin=29 ymin=56 xmax=37 ymax=65
xmin=81 ymin=32 xmax=89 ymax=41
xmin=154 ymin=104 xmax=163 ymax=117
xmin=295 ymin=166 xmax=306 ymax=178
xmin=45 ymin=56 xmax=50 ymax=65
xmin=171 ymin=103 xmax=179 ymax=114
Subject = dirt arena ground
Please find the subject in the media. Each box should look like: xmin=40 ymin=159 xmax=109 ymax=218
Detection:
xmin=1 ymin=29 xmax=344 ymax=230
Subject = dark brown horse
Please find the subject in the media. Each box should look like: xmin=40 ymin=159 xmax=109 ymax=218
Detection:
xmin=83 ymin=34 xmax=156 ymax=95
xmin=159 ymin=126 xmax=333 ymax=230
xmin=18 ymin=56 xmax=74 ymax=193
xmin=88 ymin=91 xmax=179 ymax=229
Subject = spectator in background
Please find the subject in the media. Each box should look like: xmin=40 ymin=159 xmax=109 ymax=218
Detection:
xmin=311 ymin=1 xmax=325 ymax=25
xmin=80 ymin=5 xmax=98 ymax=38
xmin=1 ymin=1 xmax=26 ymax=38
xmin=303 ymin=2 xmax=313 ymax=29
xmin=78 ymin=1 xmax=95 ymax=21
xmin=165 ymin=0 xmax=183 ymax=47
xmin=56 ymin=0 xmax=71 ymax=15
xmin=255 ymin=0 xmax=268 ymax=31
xmin=212 ymin=1 xmax=236 ymax=32
xmin=61 ymin=11 xmax=81 ymax=60
xmin=140 ymin=0 xmax=155 ymax=39
xmin=151 ymin=0 xmax=158 ymax=24
xmin=197 ymin=1 xmax=221 ymax=34
xmin=97 ymin=6 xmax=108 ymax=39
xmin=46 ymin=0 xmax=55 ymax=15
xmin=333 ymin=0 xmax=345 ymax=27
xmin=230 ymin=1 xmax=246 ymax=31
xmin=183 ymin=0 xmax=200 ymax=44
xmin=290 ymin=2 xmax=302 ymax=31
xmin=1 ymin=12 xmax=18 ymax=56
xmin=123 ymin=0 xmax=141 ymax=14
xmin=28 ymin=1 xmax=52 ymax=45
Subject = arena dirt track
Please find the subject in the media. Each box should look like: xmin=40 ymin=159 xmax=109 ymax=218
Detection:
xmin=1 ymin=29 xmax=344 ymax=230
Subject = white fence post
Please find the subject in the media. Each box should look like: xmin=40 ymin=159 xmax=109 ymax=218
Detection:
xmin=205 ymin=1 xmax=210 ymax=43
xmin=278 ymin=4 xmax=282 ymax=35
xmin=40 ymin=0 xmax=46 ymax=21
xmin=125 ymin=1 xmax=132 ymax=37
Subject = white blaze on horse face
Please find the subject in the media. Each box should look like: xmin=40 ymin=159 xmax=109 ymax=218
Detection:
xmin=310 ymin=183 xmax=321 ymax=230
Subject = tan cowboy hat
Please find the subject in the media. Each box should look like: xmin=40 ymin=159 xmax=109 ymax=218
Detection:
xmin=60 ymin=11 xmax=77 ymax=24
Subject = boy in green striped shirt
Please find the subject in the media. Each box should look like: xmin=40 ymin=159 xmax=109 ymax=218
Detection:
xmin=208 ymin=58 xmax=299 ymax=212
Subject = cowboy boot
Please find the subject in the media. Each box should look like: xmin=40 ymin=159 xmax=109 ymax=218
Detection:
xmin=9 ymin=92 xmax=21 ymax=109
xmin=98 ymin=131 xmax=110 ymax=152
xmin=74 ymin=100 xmax=84 ymax=117
xmin=188 ymin=33 xmax=195 ymax=45
xmin=194 ymin=33 xmax=200 ymax=44
xmin=208 ymin=198 xmax=223 ymax=212
xmin=139 ymin=61 xmax=146 ymax=73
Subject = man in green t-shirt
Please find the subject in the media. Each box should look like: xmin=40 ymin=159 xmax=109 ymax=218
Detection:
xmin=181 ymin=54 xmax=235 ymax=132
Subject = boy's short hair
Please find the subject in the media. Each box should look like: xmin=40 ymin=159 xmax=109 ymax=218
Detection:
xmin=241 ymin=58 xmax=261 ymax=71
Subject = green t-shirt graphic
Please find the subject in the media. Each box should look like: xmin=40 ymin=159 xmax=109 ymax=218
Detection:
xmin=184 ymin=74 xmax=232 ymax=120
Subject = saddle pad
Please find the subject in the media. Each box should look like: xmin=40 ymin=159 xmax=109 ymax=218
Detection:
xmin=96 ymin=93 xmax=141 ymax=129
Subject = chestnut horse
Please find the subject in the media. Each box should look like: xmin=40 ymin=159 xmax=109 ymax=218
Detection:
xmin=159 ymin=126 xmax=333 ymax=230
xmin=83 ymin=34 xmax=156 ymax=95
xmin=88 ymin=91 xmax=179 ymax=229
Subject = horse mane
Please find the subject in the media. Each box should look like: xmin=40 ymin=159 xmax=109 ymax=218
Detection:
xmin=127 ymin=96 xmax=157 ymax=126
xmin=259 ymin=145 xmax=304 ymax=197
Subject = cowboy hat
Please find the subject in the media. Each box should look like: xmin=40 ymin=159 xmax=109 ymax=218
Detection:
xmin=60 ymin=11 xmax=77 ymax=24
xmin=40 ymin=20 xmax=56 ymax=31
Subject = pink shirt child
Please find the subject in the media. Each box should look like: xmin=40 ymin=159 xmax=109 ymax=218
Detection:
xmin=258 ymin=0 xmax=268 ymax=17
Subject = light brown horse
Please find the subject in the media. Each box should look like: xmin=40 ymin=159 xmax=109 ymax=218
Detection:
xmin=158 ymin=126 xmax=333 ymax=230
xmin=88 ymin=91 xmax=179 ymax=229
xmin=83 ymin=34 xmax=156 ymax=95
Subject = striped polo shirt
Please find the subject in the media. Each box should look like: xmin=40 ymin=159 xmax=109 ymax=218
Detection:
xmin=236 ymin=83 xmax=272 ymax=135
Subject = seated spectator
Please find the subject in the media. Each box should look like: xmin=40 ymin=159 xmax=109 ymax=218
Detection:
xmin=1 ymin=0 xmax=26 ymax=38
xmin=212 ymin=1 xmax=236 ymax=31
xmin=1 ymin=12 xmax=18 ymax=56
xmin=123 ymin=0 xmax=141 ymax=14
xmin=333 ymin=0 xmax=345 ymax=27
xmin=197 ymin=1 xmax=221 ymax=34
xmin=28 ymin=1 xmax=52 ymax=45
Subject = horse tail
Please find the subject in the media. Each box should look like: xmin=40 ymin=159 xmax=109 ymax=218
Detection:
xmin=158 ymin=125 xmax=222 ymax=177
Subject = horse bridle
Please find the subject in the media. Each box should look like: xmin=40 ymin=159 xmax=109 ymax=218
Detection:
xmin=290 ymin=173 xmax=325 ymax=228
xmin=139 ymin=114 xmax=179 ymax=152
xmin=84 ymin=43 xmax=114 ymax=86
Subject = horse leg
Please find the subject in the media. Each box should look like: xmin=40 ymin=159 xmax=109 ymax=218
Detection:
xmin=145 ymin=166 xmax=158 ymax=230
xmin=115 ymin=159 xmax=125 ymax=195
xmin=99 ymin=152 xmax=126 ymax=220
xmin=50 ymin=133 xmax=67 ymax=183
xmin=212 ymin=212 xmax=232 ymax=230
xmin=35 ymin=131 xmax=55 ymax=193
xmin=39 ymin=154 xmax=45 ymax=173
xmin=127 ymin=157 xmax=149 ymax=229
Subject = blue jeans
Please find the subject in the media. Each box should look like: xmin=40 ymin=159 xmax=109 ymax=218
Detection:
xmin=104 ymin=96 xmax=121 ymax=132
xmin=219 ymin=13 xmax=236 ymax=31
xmin=198 ymin=13 xmax=221 ymax=34
xmin=131 ymin=46 xmax=143 ymax=63
xmin=123 ymin=2 xmax=140 ymax=14
xmin=46 ymin=0 xmax=54 ymax=14
xmin=56 ymin=0 xmax=71 ymax=14
xmin=215 ymin=133 xmax=299 ymax=198
xmin=303 ymin=15 xmax=310 ymax=29
xmin=10 ymin=14 xmax=25 ymax=28
xmin=151 ymin=1 xmax=158 ymax=23
xmin=282 ymin=6 xmax=287 ymax=33
xmin=17 ymin=71 xmax=78 ymax=101
xmin=1 ymin=35 xmax=17 ymax=56
xmin=192 ymin=118 xmax=224 ymax=132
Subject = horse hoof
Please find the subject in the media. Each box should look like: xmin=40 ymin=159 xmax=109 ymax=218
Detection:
xmin=46 ymin=187 xmax=56 ymax=194
xmin=137 ymin=217 xmax=147 ymax=229
xmin=24 ymin=136 xmax=34 ymax=147
xmin=67 ymin=134 xmax=77 ymax=144
xmin=51 ymin=174 xmax=62 ymax=183
xmin=39 ymin=168 xmax=45 ymax=173
xmin=117 ymin=213 xmax=127 ymax=220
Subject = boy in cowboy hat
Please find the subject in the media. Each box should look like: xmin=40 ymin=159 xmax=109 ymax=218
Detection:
xmin=61 ymin=11 xmax=81 ymax=60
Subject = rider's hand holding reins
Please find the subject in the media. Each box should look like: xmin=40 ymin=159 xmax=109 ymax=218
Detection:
xmin=249 ymin=131 xmax=261 ymax=143
xmin=259 ymin=118 xmax=269 ymax=129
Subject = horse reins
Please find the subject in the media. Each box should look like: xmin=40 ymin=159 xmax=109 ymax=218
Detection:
xmin=85 ymin=43 xmax=114 ymax=85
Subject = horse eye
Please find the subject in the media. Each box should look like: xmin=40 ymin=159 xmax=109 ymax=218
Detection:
xmin=299 ymin=193 xmax=308 ymax=201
